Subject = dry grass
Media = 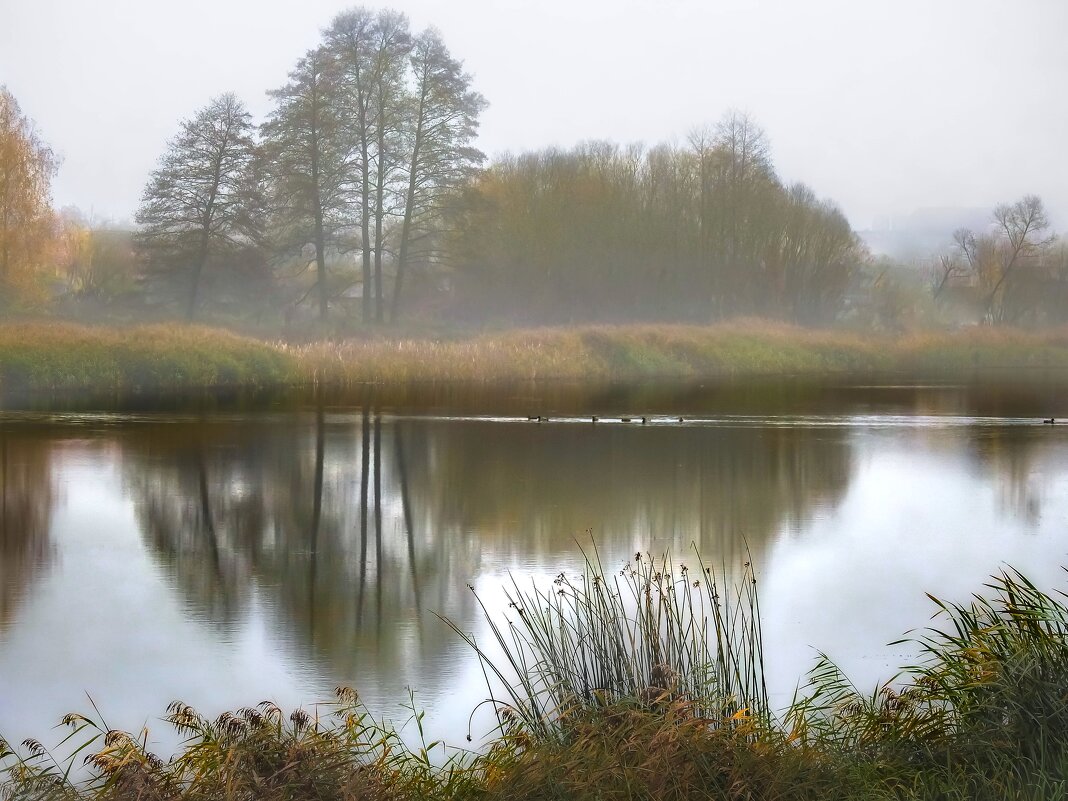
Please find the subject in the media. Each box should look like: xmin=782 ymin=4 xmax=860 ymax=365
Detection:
xmin=0 ymin=322 xmax=293 ymax=395
xmin=5 ymin=559 xmax=1068 ymax=800
xmin=289 ymin=321 xmax=1068 ymax=386
xmin=4 ymin=319 xmax=1068 ymax=396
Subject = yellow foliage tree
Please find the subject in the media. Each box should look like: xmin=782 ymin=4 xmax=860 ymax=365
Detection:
xmin=0 ymin=86 xmax=58 ymax=310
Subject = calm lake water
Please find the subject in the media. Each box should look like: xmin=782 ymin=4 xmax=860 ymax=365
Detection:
xmin=2 ymin=378 xmax=1068 ymax=754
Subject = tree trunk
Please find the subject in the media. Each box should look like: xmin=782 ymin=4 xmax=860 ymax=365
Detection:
xmin=314 ymin=221 xmax=328 ymax=320
xmin=374 ymin=89 xmax=387 ymax=324
xmin=359 ymin=106 xmax=373 ymax=325
xmin=391 ymin=82 xmax=427 ymax=324
xmin=186 ymin=229 xmax=210 ymax=322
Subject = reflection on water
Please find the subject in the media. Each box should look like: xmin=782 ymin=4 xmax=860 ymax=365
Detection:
xmin=120 ymin=410 xmax=482 ymax=699
xmin=2 ymin=380 xmax=1068 ymax=749
xmin=0 ymin=428 xmax=54 ymax=629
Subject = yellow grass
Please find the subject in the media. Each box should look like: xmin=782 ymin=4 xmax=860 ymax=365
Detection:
xmin=3 ymin=320 xmax=1068 ymax=395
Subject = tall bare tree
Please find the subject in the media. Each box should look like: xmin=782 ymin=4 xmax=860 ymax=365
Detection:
xmin=136 ymin=94 xmax=260 ymax=320
xmin=323 ymin=8 xmax=410 ymax=324
xmin=0 ymin=87 xmax=58 ymax=310
xmin=369 ymin=11 xmax=411 ymax=323
xmin=390 ymin=28 xmax=485 ymax=322
xmin=261 ymin=53 xmax=350 ymax=321
xmin=986 ymin=195 xmax=1053 ymax=322
xmin=940 ymin=197 xmax=1055 ymax=324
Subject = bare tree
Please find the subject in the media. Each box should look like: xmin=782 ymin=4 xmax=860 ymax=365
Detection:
xmin=136 ymin=94 xmax=260 ymax=321
xmin=261 ymin=53 xmax=350 ymax=321
xmin=324 ymin=8 xmax=410 ymax=324
xmin=323 ymin=8 xmax=377 ymax=323
xmin=986 ymin=195 xmax=1053 ymax=322
xmin=689 ymin=112 xmax=778 ymax=314
xmin=929 ymin=228 xmax=978 ymax=302
xmin=390 ymin=28 xmax=485 ymax=322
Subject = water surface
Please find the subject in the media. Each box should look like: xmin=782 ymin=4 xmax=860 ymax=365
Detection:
xmin=2 ymin=379 xmax=1068 ymax=752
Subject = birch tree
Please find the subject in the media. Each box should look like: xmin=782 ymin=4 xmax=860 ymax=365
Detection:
xmin=0 ymin=87 xmax=57 ymax=310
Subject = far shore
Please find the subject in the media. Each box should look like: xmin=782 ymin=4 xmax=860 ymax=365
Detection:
xmin=3 ymin=320 xmax=1068 ymax=398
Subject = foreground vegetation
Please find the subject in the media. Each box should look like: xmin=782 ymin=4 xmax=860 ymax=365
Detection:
xmin=4 ymin=320 xmax=1068 ymax=396
xmin=4 ymin=552 xmax=1068 ymax=800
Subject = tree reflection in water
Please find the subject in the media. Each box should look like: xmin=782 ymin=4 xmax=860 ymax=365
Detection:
xmin=122 ymin=408 xmax=481 ymax=699
xmin=0 ymin=426 xmax=54 ymax=630
xmin=123 ymin=409 xmax=854 ymax=697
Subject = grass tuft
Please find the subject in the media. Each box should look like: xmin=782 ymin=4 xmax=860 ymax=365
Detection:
xmin=5 ymin=554 xmax=1068 ymax=799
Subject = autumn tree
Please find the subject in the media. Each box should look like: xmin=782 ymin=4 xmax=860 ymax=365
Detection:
xmin=55 ymin=207 xmax=139 ymax=305
xmin=0 ymin=87 xmax=58 ymax=310
xmin=764 ymin=183 xmax=861 ymax=323
xmin=448 ymin=114 xmax=861 ymax=325
xmin=690 ymin=113 xmax=779 ymax=313
xmin=136 ymin=94 xmax=262 ymax=321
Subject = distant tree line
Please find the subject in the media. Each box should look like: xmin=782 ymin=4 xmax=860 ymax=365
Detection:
xmin=3 ymin=5 xmax=1064 ymax=332
xmin=448 ymin=116 xmax=861 ymax=324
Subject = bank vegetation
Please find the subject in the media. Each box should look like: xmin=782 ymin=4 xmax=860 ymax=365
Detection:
xmin=3 ymin=554 xmax=1068 ymax=800
xmin=4 ymin=321 xmax=1068 ymax=396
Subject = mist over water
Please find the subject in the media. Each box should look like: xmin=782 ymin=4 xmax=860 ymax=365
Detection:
xmin=2 ymin=380 xmax=1068 ymax=752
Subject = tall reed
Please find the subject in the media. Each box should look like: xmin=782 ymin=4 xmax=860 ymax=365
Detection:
xmin=443 ymin=547 xmax=768 ymax=742
xmin=7 ymin=558 xmax=1068 ymax=800
xmin=787 ymin=567 xmax=1068 ymax=773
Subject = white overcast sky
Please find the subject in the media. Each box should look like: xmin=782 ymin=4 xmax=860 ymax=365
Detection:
xmin=1 ymin=0 xmax=1066 ymax=229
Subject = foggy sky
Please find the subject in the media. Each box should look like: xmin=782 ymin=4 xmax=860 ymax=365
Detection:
xmin=1 ymin=0 xmax=1066 ymax=230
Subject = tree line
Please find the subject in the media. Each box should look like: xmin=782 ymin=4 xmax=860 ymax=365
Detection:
xmin=448 ymin=117 xmax=861 ymax=325
xmin=2 ymin=5 xmax=1063 ymax=331
xmin=136 ymin=8 xmax=485 ymax=325
xmin=135 ymin=99 xmax=862 ymax=326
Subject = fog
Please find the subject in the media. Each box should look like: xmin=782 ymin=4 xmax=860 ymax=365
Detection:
xmin=2 ymin=0 xmax=1066 ymax=229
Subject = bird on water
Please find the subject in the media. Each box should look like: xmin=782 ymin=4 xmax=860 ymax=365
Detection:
xmin=1045 ymin=418 xmax=1056 ymax=424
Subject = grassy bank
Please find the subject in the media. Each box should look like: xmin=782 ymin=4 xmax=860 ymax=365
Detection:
xmin=4 ymin=555 xmax=1068 ymax=800
xmin=5 ymin=320 xmax=1068 ymax=396
xmin=289 ymin=322 xmax=1068 ymax=384
xmin=0 ymin=323 xmax=293 ymax=395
